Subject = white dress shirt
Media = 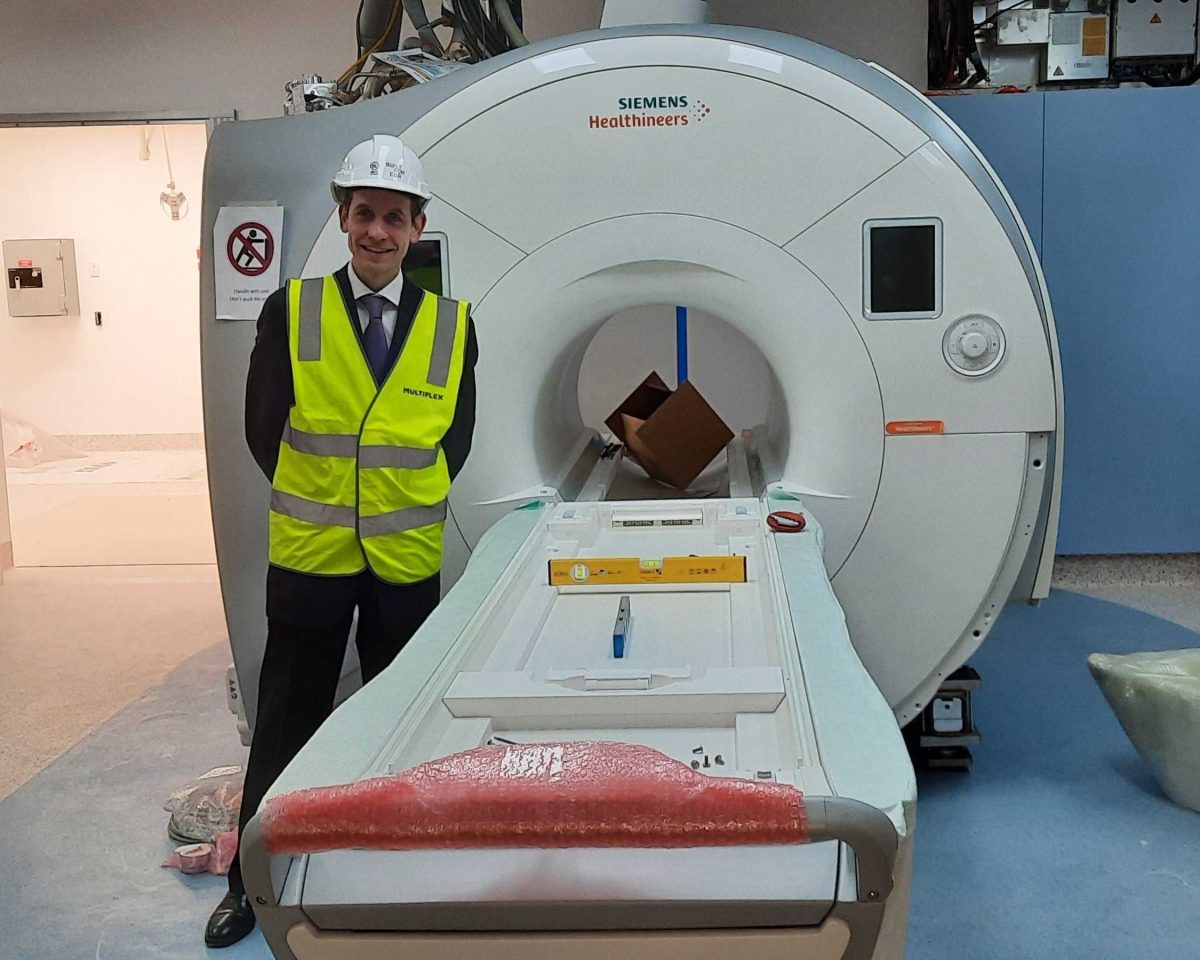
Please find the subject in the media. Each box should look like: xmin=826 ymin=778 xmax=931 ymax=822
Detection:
xmin=347 ymin=267 xmax=405 ymax=346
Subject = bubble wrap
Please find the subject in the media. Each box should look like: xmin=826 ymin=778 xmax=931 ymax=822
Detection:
xmin=261 ymin=742 xmax=809 ymax=855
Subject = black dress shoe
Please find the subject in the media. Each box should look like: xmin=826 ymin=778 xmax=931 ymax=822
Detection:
xmin=205 ymin=891 xmax=256 ymax=948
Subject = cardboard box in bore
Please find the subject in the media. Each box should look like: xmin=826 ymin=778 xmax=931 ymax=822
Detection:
xmin=604 ymin=372 xmax=734 ymax=490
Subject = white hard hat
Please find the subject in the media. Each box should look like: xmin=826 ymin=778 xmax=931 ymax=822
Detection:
xmin=330 ymin=134 xmax=432 ymax=203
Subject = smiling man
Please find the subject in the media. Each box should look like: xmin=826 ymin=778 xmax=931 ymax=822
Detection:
xmin=205 ymin=134 xmax=477 ymax=947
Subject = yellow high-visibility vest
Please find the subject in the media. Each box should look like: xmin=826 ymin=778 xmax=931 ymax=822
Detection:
xmin=268 ymin=274 xmax=468 ymax=584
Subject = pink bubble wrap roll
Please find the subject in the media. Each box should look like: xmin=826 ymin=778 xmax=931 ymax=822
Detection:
xmin=261 ymin=742 xmax=809 ymax=855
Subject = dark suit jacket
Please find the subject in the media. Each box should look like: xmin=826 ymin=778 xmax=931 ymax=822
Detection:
xmin=245 ymin=265 xmax=478 ymax=620
xmin=245 ymin=265 xmax=477 ymax=483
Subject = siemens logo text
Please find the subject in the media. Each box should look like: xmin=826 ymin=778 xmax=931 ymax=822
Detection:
xmin=617 ymin=96 xmax=689 ymax=109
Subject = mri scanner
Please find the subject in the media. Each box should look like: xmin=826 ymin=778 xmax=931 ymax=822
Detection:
xmin=200 ymin=13 xmax=1063 ymax=960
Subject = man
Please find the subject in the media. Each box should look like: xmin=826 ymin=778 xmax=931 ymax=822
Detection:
xmin=205 ymin=134 xmax=477 ymax=947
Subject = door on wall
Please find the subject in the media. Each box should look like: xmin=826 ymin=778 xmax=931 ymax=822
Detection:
xmin=0 ymin=121 xmax=215 ymax=568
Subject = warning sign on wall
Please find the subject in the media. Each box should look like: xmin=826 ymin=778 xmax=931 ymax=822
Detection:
xmin=227 ymin=222 xmax=274 ymax=277
xmin=214 ymin=204 xmax=284 ymax=320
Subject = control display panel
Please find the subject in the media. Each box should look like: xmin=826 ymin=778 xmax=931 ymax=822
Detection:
xmin=863 ymin=219 xmax=941 ymax=320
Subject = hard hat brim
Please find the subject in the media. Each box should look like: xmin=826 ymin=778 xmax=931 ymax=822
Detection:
xmin=330 ymin=177 xmax=433 ymax=203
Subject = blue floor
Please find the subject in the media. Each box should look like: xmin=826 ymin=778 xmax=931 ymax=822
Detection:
xmin=909 ymin=591 xmax=1200 ymax=960
xmin=0 ymin=590 xmax=1197 ymax=960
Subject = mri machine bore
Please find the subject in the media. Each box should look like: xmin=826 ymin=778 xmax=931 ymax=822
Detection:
xmin=200 ymin=18 xmax=1063 ymax=960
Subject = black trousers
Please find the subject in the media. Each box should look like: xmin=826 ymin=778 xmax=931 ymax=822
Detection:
xmin=227 ymin=568 xmax=440 ymax=894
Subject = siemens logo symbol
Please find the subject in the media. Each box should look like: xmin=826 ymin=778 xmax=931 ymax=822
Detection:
xmin=403 ymin=387 xmax=444 ymax=401
xmin=617 ymin=96 xmax=689 ymax=110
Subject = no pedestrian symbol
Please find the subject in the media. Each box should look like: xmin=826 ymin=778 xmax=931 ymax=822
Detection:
xmin=227 ymin=221 xmax=274 ymax=277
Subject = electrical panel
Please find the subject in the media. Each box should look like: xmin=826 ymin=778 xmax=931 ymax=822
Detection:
xmin=975 ymin=2 xmax=1114 ymax=87
xmin=3 ymin=239 xmax=80 ymax=317
xmin=1045 ymin=8 xmax=1112 ymax=81
xmin=1114 ymin=0 xmax=1198 ymax=59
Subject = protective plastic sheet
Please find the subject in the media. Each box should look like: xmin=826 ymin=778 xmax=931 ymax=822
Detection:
xmin=1089 ymin=649 xmax=1200 ymax=814
xmin=2 ymin=412 xmax=83 ymax=468
xmin=261 ymin=742 xmax=809 ymax=855
xmin=771 ymin=504 xmax=915 ymax=834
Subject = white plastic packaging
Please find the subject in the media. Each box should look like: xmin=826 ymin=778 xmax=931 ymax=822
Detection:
xmin=163 ymin=765 xmax=244 ymax=843
xmin=1089 ymin=649 xmax=1200 ymax=814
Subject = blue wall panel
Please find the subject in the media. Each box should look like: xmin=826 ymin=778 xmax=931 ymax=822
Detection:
xmin=937 ymin=89 xmax=1200 ymax=554
xmin=1042 ymin=88 xmax=1200 ymax=553
xmin=936 ymin=93 xmax=1045 ymax=255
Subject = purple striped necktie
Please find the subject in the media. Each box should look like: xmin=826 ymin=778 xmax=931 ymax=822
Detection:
xmin=360 ymin=294 xmax=389 ymax=381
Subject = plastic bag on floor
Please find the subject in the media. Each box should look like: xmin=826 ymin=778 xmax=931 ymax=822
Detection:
xmin=161 ymin=829 xmax=239 ymax=875
xmin=1089 ymin=649 xmax=1200 ymax=814
xmin=164 ymin=765 xmax=243 ymax=844
xmin=2 ymin=411 xmax=83 ymax=467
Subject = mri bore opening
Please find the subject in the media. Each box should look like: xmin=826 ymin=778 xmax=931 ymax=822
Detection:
xmin=575 ymin=304 xmax=784 ymax=500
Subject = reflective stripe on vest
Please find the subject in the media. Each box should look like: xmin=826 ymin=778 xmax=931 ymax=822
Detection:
xmin=298 ymin=278 xmax=323 ymax=361
xmin=428 ymin=297 xmax=458 ymax=387
xmin=269 ymin=274 xmax=469 ymax=583
xmin=271 ymin=489 xmax=356 ymax=528
xmin=359 ymin=502 xmax=448 ymax=538
xmin=282 ymin=423 xmax=440 ymax=468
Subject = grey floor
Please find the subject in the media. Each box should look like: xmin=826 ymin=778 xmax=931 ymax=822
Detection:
xmin=4 ymin=449 xmax=215 ymax=569
xmin=0 ymin=564 xmax=225 ymax=799
xmin=0 ymin=583 xmax=1198 ymax=959
xmin=0 ymin=447 xmax=219 ymax=798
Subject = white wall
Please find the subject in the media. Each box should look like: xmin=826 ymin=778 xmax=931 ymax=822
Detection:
xmin=0 ymin=2 xmax=358 ymax=122
xmin=0 ymin=1 xmax=926 ymax=122
xmin=0 ymin=124 xmax=208 ymax=436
